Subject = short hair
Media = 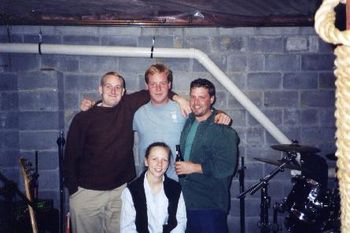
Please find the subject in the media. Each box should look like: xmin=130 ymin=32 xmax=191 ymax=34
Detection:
xmin=145 ymin=142 xmax=171 ymax=160
xmin=144 ymin=64 xmax=173 ymax=84
xmin=190 ymin=78 xmax=216 ymax=97
xmin=100 ymin=71 xmax=126 ymax=89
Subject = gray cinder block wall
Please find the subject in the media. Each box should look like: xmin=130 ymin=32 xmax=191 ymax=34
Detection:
xmin=0 ymin=26 xmax=336 ymax=232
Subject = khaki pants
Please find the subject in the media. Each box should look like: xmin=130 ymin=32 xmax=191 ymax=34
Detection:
xmin=69 ymin=184 xmax=126 ymax=233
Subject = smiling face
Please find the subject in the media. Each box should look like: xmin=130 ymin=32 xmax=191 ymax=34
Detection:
xmin=146 ymin=72 xmax=171 ymax=106
xmin=190 ymin=87 xmax=215 ymax=122
xmin=144 ymin=145 xmax=170 ymax=179
xmin=99 ymin=74 xmax=125 ymax=107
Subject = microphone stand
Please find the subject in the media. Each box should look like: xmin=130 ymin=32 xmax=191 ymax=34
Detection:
xmin=57 ymin=131 xmax=65 ymax=233
xmin=238 ymin=156 xmax=246 ymax=233
xmin=238 ymin=153 xmax=297 ymax=233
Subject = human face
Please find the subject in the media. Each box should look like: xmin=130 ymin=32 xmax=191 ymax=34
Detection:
xmin=190 ymin=87 xmax=214 ymax=122
xmin=146 ymin=72 xmax=171 ymax=106
xmin=144 ymin=146 xmax=169 ymax=179
xmin=99 ymin=75 xmax=125 ymax=107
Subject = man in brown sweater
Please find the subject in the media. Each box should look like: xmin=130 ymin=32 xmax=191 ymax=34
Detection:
xmin=63 ymin=71 xmax=183 ymax=233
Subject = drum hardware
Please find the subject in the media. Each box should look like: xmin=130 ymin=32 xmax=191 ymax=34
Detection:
xmin=281 ymin=175 xmax=341 ymax=233
xmin=325 ymin=153 xmax=337 ymax=161
xmin=265 ymin=143 xmax=340 ymax=233
xmin=238 ymin=152 xmax=298 ymax=233
xmin=237 ymin=171 xmax=271 ymax=233
xmin=285 ymin=176 xmax=323 ymax=222
xmin=237 ymin=156 xmax=246 ymax=233
xmin=321 ymin=187 xmax=340 ymax=233
xmin=279 ymin=148 xmax=340 ymax=233
xmin=272 ymin=203 xmax=283 ymax=233
xmin=325 ymin=152 xmax=337 ymax=179
xmin=328 ymin=168 xmax=336 ymax=179
xmin=271 ymin=143 xmax=320 ymax=154
xmin=254 ymin=157 xmax=304 ymax=171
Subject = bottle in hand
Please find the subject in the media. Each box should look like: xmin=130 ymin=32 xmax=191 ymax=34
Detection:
xmin=175 ymin=145 xmax=185 ymax=178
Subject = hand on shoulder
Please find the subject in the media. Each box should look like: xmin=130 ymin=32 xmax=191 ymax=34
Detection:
xmin=80 ymin=97 xmax=96 ymax=111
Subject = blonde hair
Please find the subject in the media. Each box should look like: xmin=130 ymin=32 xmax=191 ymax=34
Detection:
xmin=144 ymin=64 xmax=172 ymax=84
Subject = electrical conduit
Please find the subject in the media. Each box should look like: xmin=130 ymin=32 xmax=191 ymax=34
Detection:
xmin=0 ymin=43 xmax=291 ymax=144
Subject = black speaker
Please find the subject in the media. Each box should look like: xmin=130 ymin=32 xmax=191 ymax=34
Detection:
xmin=0 ymin=199 xmax=59 ymax=233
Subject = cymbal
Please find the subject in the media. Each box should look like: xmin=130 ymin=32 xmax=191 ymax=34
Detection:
xmin=271 ymin=143 xmax=320 ymax=153
xmin=254 ymin=157 xmax=303 ymax=171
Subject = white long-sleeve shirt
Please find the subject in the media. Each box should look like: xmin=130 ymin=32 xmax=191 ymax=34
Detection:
xmin=120 ymin=175 xmax=187 ymax=233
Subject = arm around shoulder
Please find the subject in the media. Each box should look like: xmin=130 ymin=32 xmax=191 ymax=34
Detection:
xmin=127 ymin=89 xmax=150 ymax=113
xmin=172 ymin=94 xmax=191 ymax=117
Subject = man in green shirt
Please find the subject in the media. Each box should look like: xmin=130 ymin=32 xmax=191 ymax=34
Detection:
xmin=175 ymin=78 xmax=239 ymax=233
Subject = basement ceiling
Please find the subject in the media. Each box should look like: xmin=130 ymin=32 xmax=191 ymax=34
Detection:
xmin=0 ymin=0 xmax=344 ymax=27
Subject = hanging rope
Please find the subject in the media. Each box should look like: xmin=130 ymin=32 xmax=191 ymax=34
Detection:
xmin=315 ymin=0 xmax=350 ymax=232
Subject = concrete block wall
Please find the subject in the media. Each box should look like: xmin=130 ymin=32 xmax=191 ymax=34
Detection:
xmin=0 ymin=26 xmax=336 ymax=232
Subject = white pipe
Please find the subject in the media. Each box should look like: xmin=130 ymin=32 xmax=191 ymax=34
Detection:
xmin=192 ymin=50 xmax=291 ymax=144
xmin=0 ymin=43 xmax=291 ymax=144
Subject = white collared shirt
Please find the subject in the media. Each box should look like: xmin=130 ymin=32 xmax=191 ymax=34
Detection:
xmin=120 ymin=175 xmax=187 ymax=233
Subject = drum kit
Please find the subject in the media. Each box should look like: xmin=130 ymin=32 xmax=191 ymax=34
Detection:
xmin=239 ymin=142 xmax=340 ymax=233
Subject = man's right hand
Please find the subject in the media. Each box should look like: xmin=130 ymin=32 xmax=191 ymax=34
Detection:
xmin=172 ymin=95 xmax=191 ymax=117
xmin=80 ymin=97 xmax=95 ymax=111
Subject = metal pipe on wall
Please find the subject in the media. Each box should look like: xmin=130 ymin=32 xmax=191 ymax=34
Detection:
xmin=0 ymin=43 xmax=291 ymax=144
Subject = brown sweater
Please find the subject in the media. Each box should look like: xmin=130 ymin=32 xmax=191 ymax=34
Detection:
xmin=63 ymin=90 xmax=150 ymax=195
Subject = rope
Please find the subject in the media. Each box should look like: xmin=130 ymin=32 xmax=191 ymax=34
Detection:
xmin=315 ymin=0 xmax=350 ymax=45
xmin=315 ymin=0 xmax=350 ymax=232
xmin=334 ymin=45 xmax=350 ymax=233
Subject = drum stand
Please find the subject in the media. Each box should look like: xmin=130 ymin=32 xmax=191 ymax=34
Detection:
xmin=272 ymin=202 xmax=283 ymax=233
xmin=238 ymin=152 xmax=298 ymax=233
xmin=238 ymin=156 xmax=246 ymax=233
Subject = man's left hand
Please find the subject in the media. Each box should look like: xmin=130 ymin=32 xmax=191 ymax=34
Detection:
xmin=214 ymin=111 xmax=232 ymax=125
xmin=175 ymin=161 xmax=202 ymax=175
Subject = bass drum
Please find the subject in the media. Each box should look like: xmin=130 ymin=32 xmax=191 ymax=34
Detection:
xmin=321 ymin=188 xmax=340 ymax=233
xmin=283 ymin=176 xmax=329 ymax=232
xmin=322 ymin=230 xmax=340 ymax=233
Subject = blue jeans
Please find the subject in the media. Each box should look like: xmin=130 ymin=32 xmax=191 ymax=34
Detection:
xmin=186 ymin=209 xmax=228 ymax=233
